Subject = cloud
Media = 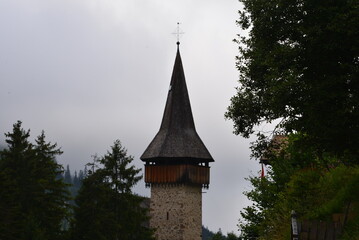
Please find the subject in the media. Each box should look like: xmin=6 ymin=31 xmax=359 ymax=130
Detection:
xmin=0 ymin=0 xmax=255 ymax=234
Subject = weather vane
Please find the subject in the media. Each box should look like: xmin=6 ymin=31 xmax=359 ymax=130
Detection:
xmin=172 ymin=22 xmax=184 ymax=45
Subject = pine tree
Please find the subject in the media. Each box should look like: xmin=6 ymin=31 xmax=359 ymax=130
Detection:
xmin=33 ymin=131 xmax=71 ymax=237
xmin=226 ymin=233 xmax=240 ymax=240
xmin=71 ymin=140 xmax=154 ymax=240
xmin=211 ymin=229 xmax=226 ymax=240
xmin=71 ymin=170 xmax=80 ymax=198
xmin=83 ymin=165 xmax=88 ymax=178
xmin=0 ymin=121 xmax=30 ymax=239
xmin=78 ymin=170 xmax=84 ymax=183
xmin=0 ymin=121 xmax=70 ymax=239
xmin=64 ymin=164 xmax=72 ymax=185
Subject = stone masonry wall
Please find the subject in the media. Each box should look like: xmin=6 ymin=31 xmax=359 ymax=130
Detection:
xmin=150 ymin=184 xmax=202 ymax=240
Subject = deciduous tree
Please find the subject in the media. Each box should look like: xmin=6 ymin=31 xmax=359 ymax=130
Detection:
xmin=226 ymin=0 xmax=359 ymax=157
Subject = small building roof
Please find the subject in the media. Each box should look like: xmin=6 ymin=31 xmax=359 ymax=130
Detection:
xmin=141 ymin=45 xmax=214 ymax=163
xmin=260 ymin=135 xmax=288 ymax=165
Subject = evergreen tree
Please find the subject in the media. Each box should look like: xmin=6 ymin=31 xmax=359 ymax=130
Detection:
xmin=0 ymin=121 xmax=70 ymax=239
xmin=71 ymin=171 xmax=81 ymax=197
xmin=78 ymin=170 xmax=84 ymax=184
xmin=202 ymin=226 xmax=215 ymax=240
xmin=227 ymin=232 xmax=240 ymax=240
xmin=64 ymin=164 xmax=72 ymax=185
xmin=211 ymin=229 xmax=226 ymax=240
xmin=83 ymin=165 xmax=88 ymax=178
xmin=71 ymin=140 xmax=154 ymax=240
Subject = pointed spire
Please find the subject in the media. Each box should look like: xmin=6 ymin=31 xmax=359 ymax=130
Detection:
xmin=141 ymin=46 xmax=213 ymax=163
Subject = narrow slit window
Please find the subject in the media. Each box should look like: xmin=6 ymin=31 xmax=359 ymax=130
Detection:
xmin=166 ymin=211 xmax=169 ymax=220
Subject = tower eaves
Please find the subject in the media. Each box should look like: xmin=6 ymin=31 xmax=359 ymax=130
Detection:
xmin=141 ymin=46 xmax=214 ymax=163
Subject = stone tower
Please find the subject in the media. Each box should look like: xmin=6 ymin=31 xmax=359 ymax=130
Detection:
xmin=141 ymin=43 xmax=214 ymax=240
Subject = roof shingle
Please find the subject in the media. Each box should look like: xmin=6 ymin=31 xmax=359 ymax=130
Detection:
xmin=141 ymin=46 xmax=213 ymax=163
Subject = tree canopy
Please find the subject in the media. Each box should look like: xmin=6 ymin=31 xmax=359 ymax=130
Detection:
xmin=228 ymin=1 xmax=359 ymax=238
xmin=70 ymin=140 xmax=154 ymax=240
xmin=0 ymin=121 xmax=70 ymax=240
xmin=238 ymin=134 xmax=359 ymax=239
xmin=0 ymin=122 xmax=155 ymax=239
xmin=226 ymin=0 xmax=359 ymax=157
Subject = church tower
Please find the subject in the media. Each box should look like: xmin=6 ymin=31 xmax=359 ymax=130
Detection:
xmin=141 ymin=42 xmax=214 ymax=240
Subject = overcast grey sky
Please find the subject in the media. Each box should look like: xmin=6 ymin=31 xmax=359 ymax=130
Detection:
xmin=0 ymin=0 xmax=263 ymax=234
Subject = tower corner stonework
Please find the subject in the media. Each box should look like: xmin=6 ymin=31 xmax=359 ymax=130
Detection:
xmin=150 ymin=184 xmax=202 ymax=240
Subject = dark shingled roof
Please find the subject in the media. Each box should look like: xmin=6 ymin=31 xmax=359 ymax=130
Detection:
xmin=141 ymin=45 xmax=214 ymax=163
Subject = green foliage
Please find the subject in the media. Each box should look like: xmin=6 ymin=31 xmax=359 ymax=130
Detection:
xmin=208 ymin=229 xmax=240 ymax=240
xmin=0 ymin=121 xmax=70 ymax=240
xmin=64 ymin=165 xmax=72 ymax=185
xmin=238 ymin=205 xmax=262 ymax=239
xmin=211 ymin=229 xmax=241 ymax=240
xmin=70 ymin=140 xmax=154 ymax=240
xmin=239 ymin=133 xmax=359 ymax=239
xmin=227 ymin=232 xmax=240 ymax=240
xmin=226 ymin=0 xmax=359 ymax=157
xmin=202 ymin=226 xmax=215 ymax=240
xmin=266 ymin=164 xmax=359 ymax=239
xmin=309 ymin=165 xmax=359 ymax=220
xmin=61 ymin=165 xmax=85 ymax=206
xmin=232 ymin=5 xmax=359 ymax=227
xmin=211 ymin=230 xmax=226 ymax=240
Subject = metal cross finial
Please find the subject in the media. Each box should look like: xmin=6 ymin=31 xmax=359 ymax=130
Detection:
xmin=172 ymin=22 xmax=184 ymax=45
